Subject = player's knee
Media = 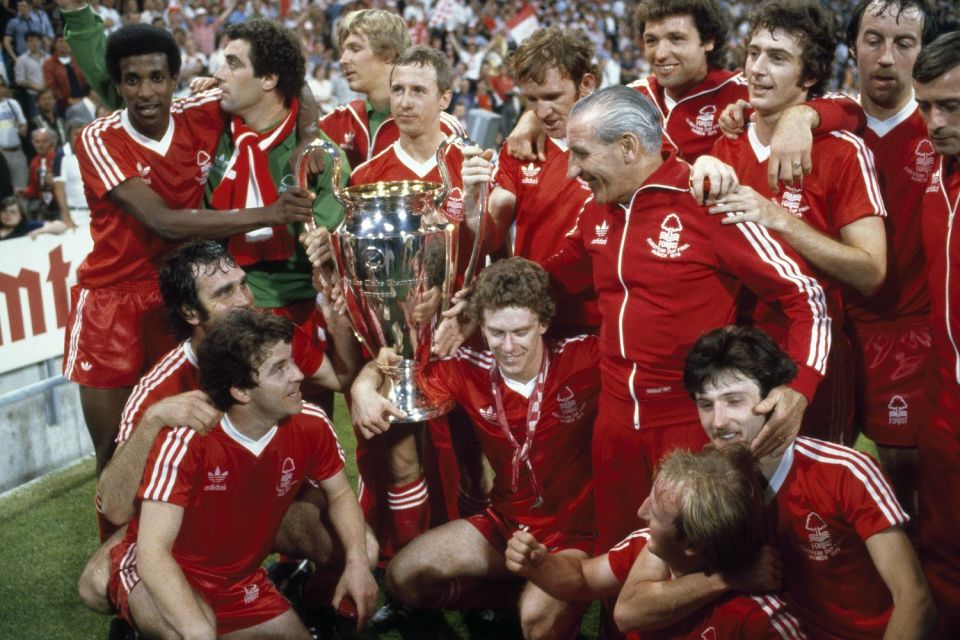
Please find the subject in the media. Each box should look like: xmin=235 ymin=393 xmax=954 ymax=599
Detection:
xmin=77 ymin=553 xmax=112 ymax=614
xmin=384 ymin=551 xmax=433 ymax=607
xmin=519 ymin=595 xmax=579 ymax=640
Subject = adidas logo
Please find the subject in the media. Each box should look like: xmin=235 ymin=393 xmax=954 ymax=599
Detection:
xmin=591 ymin=219 xmax=610 ymax=245
xmin=80 ymin=361 xmax=93 ymax=372
xmin=521 ymin=162 xmax=541 ymax=184
xmin=204 ymin=466 xmax=229 ymax=491
xmin=479 ymin=405 xmax=498 ymax=423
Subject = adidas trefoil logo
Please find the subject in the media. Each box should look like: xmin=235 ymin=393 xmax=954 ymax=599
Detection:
xmin=591 ymin=219 xmax=610 ymax=245
xmin=521 ymin=162 xmax=541 ymax=185
xmin=204 ymin=466 xmax=229 ymax=491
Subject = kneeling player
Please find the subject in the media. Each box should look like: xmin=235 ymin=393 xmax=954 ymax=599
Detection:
xmin=103 ymin=310 xmax=377 ymax=638
xmin=681 ymin=326 xmax=936 ymax=638
xmin=351 ymin=258 xmax=599 ymax=638
xmin=507 ymin=446 xmax=799 ymax=639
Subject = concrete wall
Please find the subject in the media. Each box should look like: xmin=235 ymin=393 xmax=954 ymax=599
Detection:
xmin=0 ymin=358 xmax=91 ymax=493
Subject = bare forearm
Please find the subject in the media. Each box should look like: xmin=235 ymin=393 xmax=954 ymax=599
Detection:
xmin=884 ymin=598 xmax=937 ymax=640
xmin=778 ymin=216 xmax=884 ymax=295
xmin=97 ymin=418 xmax=164 ymax=524
xmin=119 ymin=201 xmax=276 ymax=242
xmin=326 ymin=311 xmax=362 ymax=389
xmin=615 ymin=573 xmax=729 ymax=633
xmin=351 ymin=360 xmax=385 ymax=398
xmin=327 ymin=490 xmax=369 ymax=565
xmin=523 ymin=555 xmax=604 ymax=602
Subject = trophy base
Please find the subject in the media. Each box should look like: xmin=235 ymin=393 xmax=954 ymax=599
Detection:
xmin=383 ymin=361 xmax=454 ymax=423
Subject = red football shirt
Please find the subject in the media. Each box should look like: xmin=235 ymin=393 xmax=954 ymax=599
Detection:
xmin=116 ymin=333 xmax=324 ymax=444
xmin=493 ymin=136 xmax=598 ymax=329
xmin=417 ymin=336 xmax=599 ymax=535
xmin=320 ymin=99 xmax=465 ymax=171
xmin=921 ymin=155 xmax=960 ymax=389
xmin=134 ymin=403 xmax=344 ymax=582
xmin=712 ymin=125 xmax=886 ymax=337
xmin=766 ymin=437 xmax=909 ymax=639
xmin=76 ymin=91 xmax=226 ymax=288
xmin=544 ymin=155 xmax=830 ymax=428
xmin=847 ymin=102 xmax=932 ymax=321
xmin=605 ymin=530 xmax=803 ymax=639
xmin=629 ymin=71 xmax=863 ymax=161
xmin=606 ymin=528 xmax=651 ymax=583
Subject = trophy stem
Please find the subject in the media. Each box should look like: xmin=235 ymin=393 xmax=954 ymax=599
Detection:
xmin=383 ymin=360 xmax=454 ymax=423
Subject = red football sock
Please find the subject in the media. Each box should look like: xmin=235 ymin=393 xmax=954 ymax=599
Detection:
xmin=387 ymin=477 xmax=431 ymax=548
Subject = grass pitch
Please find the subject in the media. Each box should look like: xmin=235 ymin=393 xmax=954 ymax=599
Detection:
xmin=0 ymin=395 xmax=599 ymax=639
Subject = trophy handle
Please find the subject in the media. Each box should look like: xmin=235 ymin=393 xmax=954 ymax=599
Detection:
xmin=296 ymin=138 xmax=345 ymax=232
xmin=435 ymin=135 xmax=488 ymax=288
xmin=434 ymin=135 xmax=460 ymax=209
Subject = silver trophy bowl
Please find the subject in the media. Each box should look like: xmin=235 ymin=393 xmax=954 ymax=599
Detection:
xmin=298 ymin=139 xmax=465 ymax=422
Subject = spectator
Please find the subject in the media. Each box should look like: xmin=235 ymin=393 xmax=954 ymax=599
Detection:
xmin=42 ymin=34 xmax=88 ymax=115
xmin=0 ymin=194 xmax=66 ymax=238
xmin=188 ymin=4 xmax=231 ymax=57
xmin=16 ymin=126 xmax=55 ymax=219
xmin=307 ymin=61 xmax=335 ymax=114
xmin=176 ymin=34 xmax=206 ymax=96
xmin=52 ymin=117 xmax=86 ymax=226
xmin=28 ymin=87 xmax=64 ymax=150
xmin=14 ymin=29 xmax=47 ymax=117
xmin=90 ymin=0 xmax=121 ymax=35
xmin=0 ymin=75 xmax=28 ymax=190
xmin=4 ymin=0 xmax=52 ymax=60
xmin=64 ymin=88 xmax=97 ymax=124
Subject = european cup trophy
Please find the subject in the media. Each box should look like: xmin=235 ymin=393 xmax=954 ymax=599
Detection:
xmin=297 ymin=137 xmax=485 ymax=422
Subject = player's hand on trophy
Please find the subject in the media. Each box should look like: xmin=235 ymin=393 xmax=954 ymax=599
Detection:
xmin=719 ymin=99 xmax=751 ymax=140
xmin=189 ymin=76 xmax=219 ymax=94
xmin=690 ymin=155 xmax=739 ymax=205
xmin=301 ymin=227 xmax=335 ymax=270
xmin=506 ymin=110 xmax=547 ymax=161
xmin=412 ymin=286 xmax=442 ymax=324
xmin=143 ymin=391 xmax=221 ymax=437
xmin=267 ymin=186 xmax=314 ymax=225
xmin=505 ymin=530 xmax=548 ymax=576
xmin=461 ymin=145 xmax=495 ymax=199
xmin=433 ymin=286 xmax=476 ymax=356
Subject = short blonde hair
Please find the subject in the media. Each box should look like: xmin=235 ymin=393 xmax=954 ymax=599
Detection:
xmin=654 ymin=446 xmax=763 ymax=574
xmin=336 ymin=9 xmax=410 ymax=64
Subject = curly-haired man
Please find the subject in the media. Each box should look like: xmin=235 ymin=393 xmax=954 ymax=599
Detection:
xmin=351 ymin=258 xmax=601 ymax=637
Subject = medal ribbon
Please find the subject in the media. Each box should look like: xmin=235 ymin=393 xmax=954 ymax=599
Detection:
xmin=489 ymin=347 xmax=549 ymax=509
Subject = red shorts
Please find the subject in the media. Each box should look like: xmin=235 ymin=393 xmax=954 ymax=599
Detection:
xmin=63 ymin=282 xmax=175 ymax=387
xmin=918 ymin=380 xmax=960 ymax=637
xmin=465 ymin=507 xmax=596 ymax=555
xmin=108 ymin=540 xmax=290 ymax=635
xmin=592 ymin=392 xmax=708 ymax=551
xmin=849 ymin=318 xmax=932 ymax=447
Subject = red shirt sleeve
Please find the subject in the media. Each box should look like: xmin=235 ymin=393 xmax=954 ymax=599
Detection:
xmin=714 ymin=221 xmax=830 ymax=400
xmin=543 ymin=200 xmax=595 ymax=296
xmin=606 ymin=529 xmax=650 ymax=584
xmin=138 ymin=427 xmax=203 ymax=507
xmin=302 ymin=406 xmax=345 ymax=483
xmin=810 ymin=94 xmax=866 ymax=135
xmin=77 ymin=122 xmax=139 ymax=198
xmin=292 ymin=323 xmax=324 ymax=379
xmin=493 ymin=142 xmax=521 ymax=196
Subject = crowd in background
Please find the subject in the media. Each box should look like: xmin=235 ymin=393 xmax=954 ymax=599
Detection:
xmin=0 ymin=0 xmax=958 ymax=238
